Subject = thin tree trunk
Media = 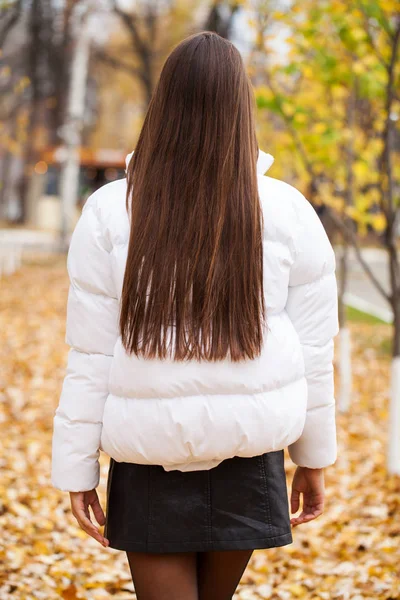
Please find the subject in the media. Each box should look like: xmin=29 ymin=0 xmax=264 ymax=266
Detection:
xmin=112 ymin=1 xmax=156 ymax=111
xmin=389 ymin=289 xmax=400 ymax=475
xmin=0 ymin=151 xmax=13 ymax=219
xmin=16 ymin=0 xmax=42 ymax=223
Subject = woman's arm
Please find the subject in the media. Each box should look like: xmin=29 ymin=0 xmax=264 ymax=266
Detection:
xmin=285 ymin=190 xmax=339 ymax=469
xmin=51 ymin=190 xmax=119 ymax=493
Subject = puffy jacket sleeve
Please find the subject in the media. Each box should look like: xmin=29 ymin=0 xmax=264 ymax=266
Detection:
xmin=51 ymin=192 xmax=119 ymax=492
xmin=285 ymin=191 xmax=339 ymax=469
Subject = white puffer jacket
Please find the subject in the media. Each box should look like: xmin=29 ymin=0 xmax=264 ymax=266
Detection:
xmin=51 ymin=149 xmax=339 ymax=492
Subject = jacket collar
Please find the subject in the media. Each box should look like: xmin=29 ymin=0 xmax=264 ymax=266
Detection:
xmin=125 ymin=149 xmax=274 ymax=175
xmin=257 ymin=149 xmax=274 ymax=174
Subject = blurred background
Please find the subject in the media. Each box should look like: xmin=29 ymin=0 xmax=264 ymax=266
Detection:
xmin=0 ymin=1 xmax=399 ymax=599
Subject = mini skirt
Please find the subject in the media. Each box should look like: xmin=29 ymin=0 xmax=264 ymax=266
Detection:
xmin=104 ymin=450 xmax=293 ymax=553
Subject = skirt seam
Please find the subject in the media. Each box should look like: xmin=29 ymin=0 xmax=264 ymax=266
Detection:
xmin=206 ymin=470 xmax=212 ymax=545
xmin=109 ymin=530 xmax=292 ymax=545
xmin=146 ymin=466 xmax=151 ymax=551
xmin=258 ymin=455 xmax=272 ymax=536
xmin=108 ymin=532 xmax=293 ymax=553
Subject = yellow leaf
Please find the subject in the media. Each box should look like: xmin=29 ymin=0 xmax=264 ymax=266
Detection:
xmin=61 ymin=584 xmax=79 ymax=600
xmin=353 ymin=62 xmax=365 ymax=75
xmin=11 ymin=501 xmax=31 ymax=518
xmin=75 ymin=528 xmax=87 ymax=539
xmin=272 ymin=10 xmax=286 ymax=19
xmin=332 ymin=85 xmax=348 ymax=99
xmin=312 ymin=122 xmax=327 ymax=134
xmin=353 ymin=161 xmax=369 ymax=179
xmin=351 ymin=28 xmax=365 ymax=41
xmin=33 ymin=540 xmax=50 ymax=555
xmin=294 ymin=113 xmax=307 ymax=125
xmin=282 ymin=101 xmax=295 ymax=117
xmin=302 ymin=65 xmax=314 ymax=78
xmin=287 ymin=583 xmax=308 ymax=597
xmin=371 ymin=213 xmax=387 ymax=233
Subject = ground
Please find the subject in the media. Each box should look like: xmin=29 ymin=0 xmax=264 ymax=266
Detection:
xmin=0 ymin=257 xmax=399 ymax=600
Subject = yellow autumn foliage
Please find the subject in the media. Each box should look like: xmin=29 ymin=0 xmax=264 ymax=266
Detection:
xmin=253 ymin=0 xmax=399 ymax=241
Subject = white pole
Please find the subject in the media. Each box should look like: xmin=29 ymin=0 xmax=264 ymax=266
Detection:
xmin=388 ymin=357 xmax=400 ymax=475
xmin=338 ymin=326 xmax=352 ymax=413
xmin=59 ymin=7 xmax=92 ymax=250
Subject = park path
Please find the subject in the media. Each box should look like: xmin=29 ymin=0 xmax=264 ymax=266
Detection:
xmin=344 ymin=248 xmax=392 ymax=323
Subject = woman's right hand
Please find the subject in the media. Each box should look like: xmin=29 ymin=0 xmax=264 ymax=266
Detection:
xmin=290 ymin=466 xmax=325 ymax=527
xmin=70 ymin=489 xmax=110 ymax=547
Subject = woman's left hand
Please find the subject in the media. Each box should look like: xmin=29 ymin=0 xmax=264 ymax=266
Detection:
xmin=69 ymin=489 xmax=110 ymax=547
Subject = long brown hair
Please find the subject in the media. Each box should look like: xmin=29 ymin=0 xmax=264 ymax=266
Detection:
xmin=120 ymin=31 xmax=266 ymax=363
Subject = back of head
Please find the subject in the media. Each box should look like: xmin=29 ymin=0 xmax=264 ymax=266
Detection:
xmin=121 ymin=31 xmax=265 ymax=362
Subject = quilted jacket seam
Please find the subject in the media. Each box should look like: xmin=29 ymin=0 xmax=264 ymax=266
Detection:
xmin=108 ymin=374 xmax=306 ymax=401
xmin=67 ymin=345 xmax=114 ymax=358
xmin=69 ymin=280 xmax=118 ymax=301
xmin=288 ymin=270 xmax=335 ymax=289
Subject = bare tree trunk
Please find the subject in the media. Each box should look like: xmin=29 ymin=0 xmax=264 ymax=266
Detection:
xmin=204 ymin=1 xmax=240 ymax=39
xmin=15 ymin=0 xmax=42 ymax=223
xmin=0 ymin=151 xmax=13 ymax=219
xmin=112 ymin=1 xmax=157 ymax=109
xmin=0 ymin=0 xmax=22 ymax=48
xmin=45 ymin=0 xmax=75 ymax=143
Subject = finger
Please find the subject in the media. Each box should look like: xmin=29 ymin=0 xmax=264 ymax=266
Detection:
xmin=290 ymin=508 xmax=323 ymax=526
xmin=290 ymin=515 xmax=311 ymax=527
xmin=78 ymin=516 xmax=109 ymax=547
xmin=83 ymin=501 xmax=91 ymax=521
xmin=291 ymin=512 xmax=313 ymax=526
xmin=90 ymin=494 xmax=106 ymax=526
xmin=290 ymin=489 xmax=300 ymax=514
xmin=74 ymin=508 xmax=109 ymax=547
xmin=303 ymin=500 xmax=324 ymax=515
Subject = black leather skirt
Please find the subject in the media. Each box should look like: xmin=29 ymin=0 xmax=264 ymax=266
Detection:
xmin=104 ymin=450 xmax=293 ymax=553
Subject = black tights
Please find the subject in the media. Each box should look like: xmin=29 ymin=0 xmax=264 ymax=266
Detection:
xmin=126 ymin=549 xmax=253 ymax=600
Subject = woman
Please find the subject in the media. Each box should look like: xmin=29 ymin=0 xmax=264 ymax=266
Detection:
xmin=51 ymin=31 xmax=338 ymax=600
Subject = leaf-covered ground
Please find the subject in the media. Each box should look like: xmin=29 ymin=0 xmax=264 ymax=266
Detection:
xmin=0 ymin=258 xmax=399 ymax=599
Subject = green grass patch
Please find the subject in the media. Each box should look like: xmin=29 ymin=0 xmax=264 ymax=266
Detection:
xmin=379 ymin=337 xmax=392 ymax=356
xmin=345 ymin=305 xmax=392 ymax=357
xmin=345 ymin=305 xmax=389 ymax=325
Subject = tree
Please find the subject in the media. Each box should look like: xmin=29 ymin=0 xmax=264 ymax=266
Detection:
xmin=95 ymin=0 xmax=201 ymax=110
xmin=0 ymin=0 xmax=22 ymax=48
xmin=204 ymin=0 xmax=241 ymax=38
xmin=0 ymin=0 xmax=81 ymax=222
